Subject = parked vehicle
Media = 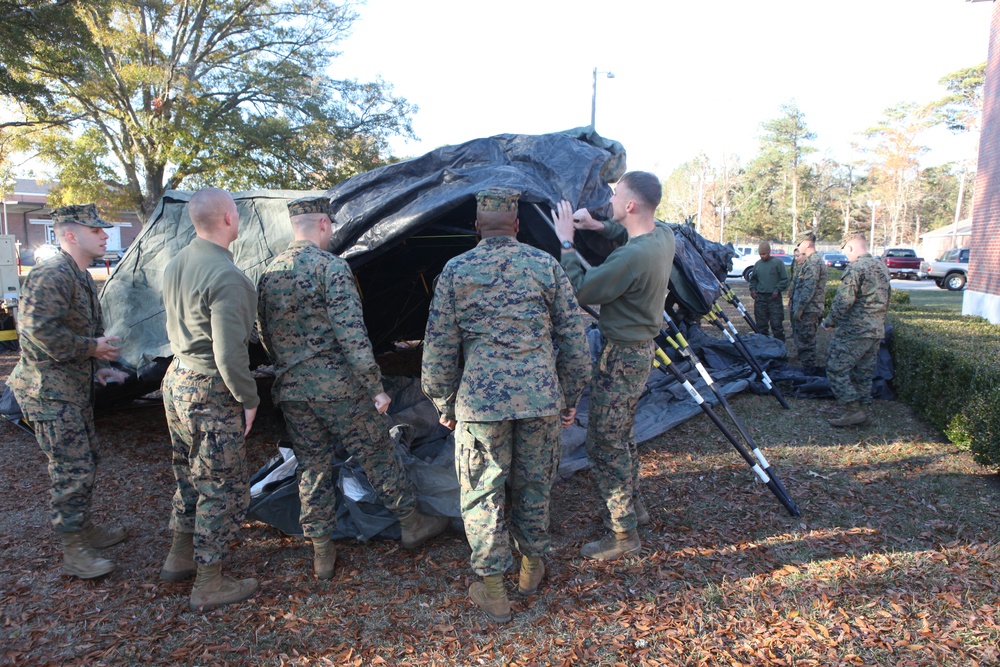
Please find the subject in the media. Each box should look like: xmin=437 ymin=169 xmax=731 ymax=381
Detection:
xmin=921 ymin=248 xmax=970 ymax=291
xmin=728 ymin=245 xmax=759 ymax=280
xmin=880 ymin=248 xmax=923 ymax=280
xmin=33 ymin=244 xmax=61 ymax=264
xmin=822 ymin=252 xmax=849 ymax=270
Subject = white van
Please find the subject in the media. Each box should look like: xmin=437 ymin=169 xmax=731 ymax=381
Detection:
xmin=727 ymin=245 xmax=758 ymax=280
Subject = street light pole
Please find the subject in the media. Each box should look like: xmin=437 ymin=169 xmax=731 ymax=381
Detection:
xmin=591 ymin=67 xmax=615 ymax=129
xmin=867 ymin=199 xmax=880 ymax=247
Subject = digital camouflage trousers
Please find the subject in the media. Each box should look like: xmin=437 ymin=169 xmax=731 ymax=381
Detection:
xmin=587 ymin=340 xmax=654 ymax=534
xmin=162 ymin=364 xmax=249 ymax=566
xmin=455 ymin=415 xmax=562 ymax=576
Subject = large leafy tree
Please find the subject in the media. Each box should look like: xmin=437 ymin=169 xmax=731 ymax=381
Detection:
xmin=927 ymin=63 xmax=985 ymax=136
xmin=862 ymin=102 xmax=930 ymax=248
xmin=731 ymin=102 xmax=816 ymax=242
xmin=2 ymin=0 xmax=416 ymax=218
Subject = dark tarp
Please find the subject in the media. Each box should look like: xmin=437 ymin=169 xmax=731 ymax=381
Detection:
xmin=1 ymin=128 xmax=802 ymax=539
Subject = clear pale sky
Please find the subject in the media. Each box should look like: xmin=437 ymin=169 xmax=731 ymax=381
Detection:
xmin=331 ymin=0 xmax=992 ymax=176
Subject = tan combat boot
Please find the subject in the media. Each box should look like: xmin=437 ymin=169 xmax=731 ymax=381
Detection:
xmin=828 ymin=401 xmax=868 ymax=427
xmin=312 ymin=536 xmax=337 ymax=580
xmin=61 ymin=531 xmax=115 ymax=579
xmin=634 ymin=497 xmax=650 ymax=526
xmin=580 ymin=529 xmax=641 ymax=561
xmin=397 ymin=508 xmax=449 ymax=549
xmin=518 ymin=555 xmax=545 ymax=595
xmin=160 ymin=531 xmax=197 ymax=582
xmin=469 ymin=573 xmax=512 ymax=623
xmin=80 ymin=522 xmax=127 ymax=549
xmin=189 ymin=563 xmax=259 ymax=612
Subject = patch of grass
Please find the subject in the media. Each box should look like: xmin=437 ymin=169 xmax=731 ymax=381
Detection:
xmin=905 ymin=288 xmax=964 ymax=312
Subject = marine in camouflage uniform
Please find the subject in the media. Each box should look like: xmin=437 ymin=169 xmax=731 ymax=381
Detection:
xmin=821 ymin=234 xmax=890 ymax=427
xmin=748 ymin=241 xmax=789 ymax=341
xmin=8 ymin=203 xmax=128 ymax=579
xmin=789 ymin=235 xmax=827 ymax=370
xmin=422 ymin=188 xmax=590 ymax=622
xmin=554 ymin=171 xmax=675 ymax=562
xmin=159 ymin=188 xmax=260 ymax=610
xmin=257 ymin=196 xmax=448 ymax=580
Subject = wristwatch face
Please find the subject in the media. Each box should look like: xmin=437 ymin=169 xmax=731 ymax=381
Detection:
xmin=561 ymin=240 xmax=574 ymax=249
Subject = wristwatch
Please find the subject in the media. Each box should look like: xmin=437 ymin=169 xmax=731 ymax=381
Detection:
xmin=561 ymin=240 xmax=575 ymax=250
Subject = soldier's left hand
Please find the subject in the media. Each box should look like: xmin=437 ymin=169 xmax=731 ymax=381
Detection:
xmin=439 ymin=416 xmax=456 ymax=430
xmin=95 ymin=368 xmax=128 ymax=386
xmin=560 ymin=407 xmax=577 ymax=428
xmin=771 ymin=291 xmax=781 ymax=301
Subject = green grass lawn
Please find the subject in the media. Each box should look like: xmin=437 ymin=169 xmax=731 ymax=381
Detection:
xmin=904 ymin=288 xmax=965 ymax=313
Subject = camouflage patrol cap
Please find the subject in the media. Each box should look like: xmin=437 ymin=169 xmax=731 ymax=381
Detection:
xmin=476 ymin=188 xmax=519 ymax=213
xmin=287 ymin=196 xmax=330 ymax=218
xmin=50 ymin=203 xmax=113 ymax=229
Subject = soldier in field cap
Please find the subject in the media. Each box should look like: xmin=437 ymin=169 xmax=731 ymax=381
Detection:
xmin=8 ymin=202 xmax=129 ymax=580
xmin=789 ymin=232 xmax=827 ymax=374
xmin=257 ymin=194 xmax=449 ymax=581
xmin=422 ymin=186 xmax=590 ymax=622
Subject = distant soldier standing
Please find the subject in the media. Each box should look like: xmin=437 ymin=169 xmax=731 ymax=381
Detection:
xmin=159 ymin=188 xmax=260 ymax=610
xmin=9 ymin=204 xmax=128 ymax=579
xmin=748 ymin=241 xmax=789 ymax=341
xmin=821 ymin=233 xmax=890 ymax=427
xmin=790 ymin=233 xmax=827 ymax=373
xmin=422 ymin=188 xmax=590 ymax=623
xmin=257 ymin=196 xmax=449 ymax=580
xmin=553 ymin=171 xmax=675 ymax=562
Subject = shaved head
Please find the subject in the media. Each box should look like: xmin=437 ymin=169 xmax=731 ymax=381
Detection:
xmin=188 ymin=188 xmax=236 ymax=233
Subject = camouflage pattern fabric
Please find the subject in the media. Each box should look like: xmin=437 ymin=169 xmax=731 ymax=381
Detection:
xmin=257 ymin=241 xmax=384 ymax=403
xmin=826 ymin=336 xmax=880 ymax=405
xmin=753 ymin=294 xmax=786 ymax=341
xmin=18 ymin=398 xmax=98 ymax=532
xmin=8 ymin=250 xmax=103 ymax=406
xmin=455 ymin=416 xmax=561 ymax=576
xmin=793 ymin=313 xmax=821 ymax=367
xmin=162 ymin=364 xmax=249 ymax=565
xmin=587 ymin=340 xmax=654 ymax=534
xmin=790 ymin=252 xmax=828 ymax=366
xmin=822 ymin=254 xmax=890 ymax=339
xmin=823 ymin=254 xmax=890 ymax=405
xmin=8 ymin=250 xmax=108 ymax=532
xmin=421 ymin=234 xmax=590 ymax=578
xmin=422 ymin=236 xmax=590 ymax=422
xmin=280 ymin=397 xmax=416 ymax=537
xmin=257 ymin=240 xmax=417 ymax=533
xmin=790 ymin=252 xmax=828 ymax=317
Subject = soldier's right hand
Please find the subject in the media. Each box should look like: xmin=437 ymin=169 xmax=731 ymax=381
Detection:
xmin=560 ymin=407 xmax=577 ymax=428
xmin=93 ymin=336 xmax=122 ymax=361
xmin=749 ymin=291 xmax=757 ymax=300
xmin=439 ymin=416 xmax=456 ymax=430
xmin=373 ymin=392 xmax=391 ymax=414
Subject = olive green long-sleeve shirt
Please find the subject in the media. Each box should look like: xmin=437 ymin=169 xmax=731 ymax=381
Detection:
xmin=560 ymin=219 xmax=675 ymax=344
xmin=162 ymin=237 xmax=260 ymax=409
xmin=748 ymin=257 xmax=789 ymax=295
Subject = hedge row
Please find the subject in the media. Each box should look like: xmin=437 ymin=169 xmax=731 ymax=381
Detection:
xmin=888 ymin=307 xmax=1000 ymax=470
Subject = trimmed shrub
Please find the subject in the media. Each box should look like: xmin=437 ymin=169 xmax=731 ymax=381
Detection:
xmin=889 ymin=307 xmax=1000 ymax=470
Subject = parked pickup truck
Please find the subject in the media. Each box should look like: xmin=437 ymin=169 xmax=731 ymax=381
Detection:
xmin=920 ymin=248 xmax=970 ymax=291
xmin=880 ymin=248 xmax=923 ymax=280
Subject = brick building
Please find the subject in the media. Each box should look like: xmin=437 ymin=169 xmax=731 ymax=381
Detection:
xmin=0 ymin=179 xmax=142 ymax=264
xmin=965 ymin=0 xmax=1000 ymax=323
